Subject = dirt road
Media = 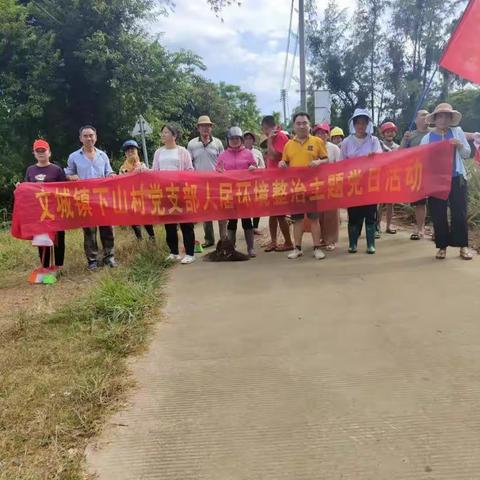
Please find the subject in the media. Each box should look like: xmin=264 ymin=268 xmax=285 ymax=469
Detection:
xmin=87 ymin=224 xmax=480 ymax=479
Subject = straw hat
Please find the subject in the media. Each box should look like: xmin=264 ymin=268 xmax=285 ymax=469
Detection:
xmin=426 ymin=103 xmax=462 ymax=126
xmin=197 ymin=115 xmax=214 ymax=126
xmin=243 ymin=131 xmax=257 ymax=142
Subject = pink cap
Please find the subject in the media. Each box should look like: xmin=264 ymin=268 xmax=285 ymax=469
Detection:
xmin=313 ymin=122 xmax=330 ymax=134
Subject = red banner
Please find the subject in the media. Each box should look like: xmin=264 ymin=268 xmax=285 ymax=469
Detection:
xmin=440 ymin=0 xmax=480 ymax=84
xmin=11 ymin=141 xmax=454 ymax=239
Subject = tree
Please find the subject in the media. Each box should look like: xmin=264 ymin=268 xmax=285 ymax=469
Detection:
xmin=0 ymin=0 xmax=60 ymax=208
xmin=217 ymin=82 xmax=261 ymax=132
xmin=306 ymin=0 xmax=473 ymax=132
xmin=0 ymin=0 xmax=261 ymax=212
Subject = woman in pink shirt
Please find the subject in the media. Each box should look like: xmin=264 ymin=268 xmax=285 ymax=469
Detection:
xmin=216 ymin=127 xmax=257 ymax=257
xmin=152 ymin=124 xmax=196 ymax=265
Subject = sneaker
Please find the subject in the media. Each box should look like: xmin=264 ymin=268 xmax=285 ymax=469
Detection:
xmin=87 ymin=261 xmax=98 ymax=271
xmin=104 ymin=258 xmax=118 ymax=268
xmin=166 ymin=253 xmax=181 ymax=262
xmin=248 ymin=249 xmax=257 ymax=258
xmin=288 ymin=248 xmax=304 ymax=259
xmin=313 ymin=248 xmax=326 ymax=260
xmin=201 ymin=242 xmax=215 ymax=249
xmin=366 ymin=246 xmax=376 ymax=255
xmin=181 ymin=255 xmax=195 ymax=265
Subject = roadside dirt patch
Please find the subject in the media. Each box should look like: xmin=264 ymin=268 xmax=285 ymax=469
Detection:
xmin=0 ymin=275 xmax=93 ymax=331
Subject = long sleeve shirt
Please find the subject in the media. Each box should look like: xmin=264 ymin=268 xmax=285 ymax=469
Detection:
xmin=215 ymin=147 xmax=256 ymax=171
xmin=65 ymin=148 xmax=113 ymax=179
xmin=340 ymin=134 xmax=382 ymax=160
xmin=420 ymin=126 xmax=471 ymax=178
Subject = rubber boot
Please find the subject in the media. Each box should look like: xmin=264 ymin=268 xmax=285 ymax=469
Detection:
xmin=227 ymin=229 xmax=236 ymax=248
xmin=366 ymin=224 xmax=376 ymax=254
xmin=348 ymin=223 xmax=359 ymax=253
xmin=244 ymin=228 xmax=256 ymax=257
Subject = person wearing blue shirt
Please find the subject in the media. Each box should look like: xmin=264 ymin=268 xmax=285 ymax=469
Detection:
xmin=65 ymin=125 xmax=117 ymax=270
xmin=420 ymin=103 xmax=472 ymax=260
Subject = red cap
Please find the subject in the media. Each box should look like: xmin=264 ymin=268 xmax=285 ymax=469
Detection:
xmin=313 ymin=122 xmax=330 ymax=134
xmin=33 ymin=139 xmax=50 ymax=150
xmin=380 ymin=122 xmax=398 ymax=134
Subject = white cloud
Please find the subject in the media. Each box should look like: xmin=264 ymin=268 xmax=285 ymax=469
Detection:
xmin=151 ymin=0 xmax=352 ymax=120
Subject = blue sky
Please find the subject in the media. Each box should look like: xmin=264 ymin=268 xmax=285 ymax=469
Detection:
xmin=152 ymin=0 xmax=351 ymax=119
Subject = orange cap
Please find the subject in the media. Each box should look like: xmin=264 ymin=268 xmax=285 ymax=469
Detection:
xmin=33 ymin=139 xmax=50 ymax=150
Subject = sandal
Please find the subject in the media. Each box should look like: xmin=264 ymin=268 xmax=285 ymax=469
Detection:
xmin=436 ymin=249 xmax=447 ymax=260
xmin=460 ymin=247 xmax=473 ymax=260
xmin=264 ymin=242 xmax=277 ymax=252
xmin=386 ymin=228 xmax=397 ymax=234
xmin=325 ymin=244 xmax=336 ymax=251
xmin=275 ymin=243 xmax=294 ymax=252
xmin=410 ymin=233 xmax=423 ymax=240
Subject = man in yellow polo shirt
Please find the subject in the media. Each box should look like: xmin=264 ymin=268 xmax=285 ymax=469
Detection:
xmin=279 ymin=111 xmax=328 ymax=260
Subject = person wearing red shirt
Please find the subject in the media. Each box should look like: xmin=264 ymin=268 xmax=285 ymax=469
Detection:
xmin=260 ymin=115 xmax=293 ymax=252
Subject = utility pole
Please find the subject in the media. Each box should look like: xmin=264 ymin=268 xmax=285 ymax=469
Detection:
xmin=139 ymin=116 xmax=150 ymax=168
xmin=298 ymin=0 xmax=307 ymax=111
xmin=281 ymin=89 xmax=287 ymax=125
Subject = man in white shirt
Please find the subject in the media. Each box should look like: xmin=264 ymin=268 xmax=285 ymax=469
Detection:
xmin=187 ymin=115 xmax=224 ymax=247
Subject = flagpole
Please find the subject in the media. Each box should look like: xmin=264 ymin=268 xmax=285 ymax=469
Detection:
xmin=407 ymin=65 xmax=439 ymax=131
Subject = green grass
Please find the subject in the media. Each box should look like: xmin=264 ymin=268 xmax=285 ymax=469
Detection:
xmin=466 ymin=159 xmax=480 ymax=230
xmin=392 ymin=158 xmax=480 ymax=233
xmin=0 ymin=227 xmax=161 ymax=289
xmin=0 ymin=230 xmax=170 ymax=480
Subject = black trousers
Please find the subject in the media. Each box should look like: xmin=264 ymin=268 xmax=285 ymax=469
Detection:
xmin=253 ymin=217 xmax=260 ymax=229
xmin=83 ymin=226 xmax=114 ymax=263
xmin=165 ymin=223 xmax=195 ymax=256
xmin=227 ymin=218 xmax=253 ymax=231
xmin=38 ymin=231 xmax=65 ymax=268
xmin=429 ymin=176 xmax=468 ymax=249
xmin=347 ymin=205 xmax=377 ymax=228
xmin=132 ymin=225 xmax=155 ymax=239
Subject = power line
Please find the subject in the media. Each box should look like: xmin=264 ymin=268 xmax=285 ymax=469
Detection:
xmin=31 ymin=0 xmax=63 ymax=25
xmin=287 ymin=31 xmax=299 ymax=93
xmin=299 ymin=0 xmax=306 ymax=110
xmin=281 ymin=0 xmax=295 ymax=92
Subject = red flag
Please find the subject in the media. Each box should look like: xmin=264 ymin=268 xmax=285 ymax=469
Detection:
xmin=440 ymin=0 xmax=480 ymax=83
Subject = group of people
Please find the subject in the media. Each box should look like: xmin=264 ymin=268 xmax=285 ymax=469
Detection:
xmin=24 ymin=101 xmax=477 ymax=273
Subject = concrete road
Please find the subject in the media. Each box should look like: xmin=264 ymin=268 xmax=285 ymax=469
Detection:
xmin=87 ymin=223 xmax=480 ymax=479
